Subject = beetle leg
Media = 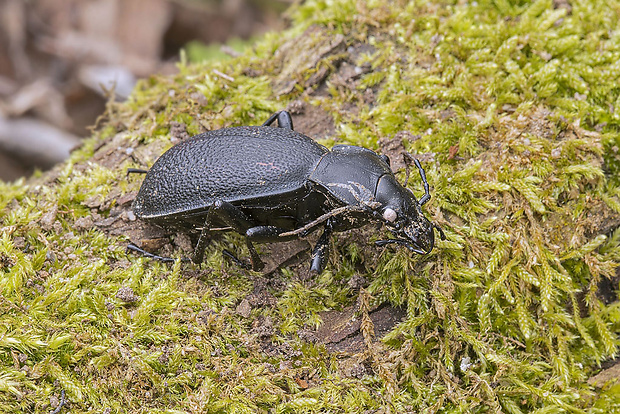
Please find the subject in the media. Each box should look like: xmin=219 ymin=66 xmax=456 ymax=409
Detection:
xmin=222 ymin=240 xmax=264 ymax=271
xmin=127 ymin=243 xmax=191 ymax=263
xmin=246 ymin=225 xmax=297 ymax=242
xmin=126 ymin=168 xmax=148 ymax=176
xmin=198 ymin=200 xmax=266 ymax=271
xmin=193 ymin=200 xmax=253 ymax=264
xmin=262 ymin=110 xmax=294 ymax=130
xmin=222 ymin=249 xmax=251 ymax=270
xmin=434 ymin=223 xmax=447 ymax=240
xmin=192 ymin=208 xmax=216 ymax=264
xmin=310 ymin=220 xmax=333 ymax=273
xmin=210 ymin=200 xmax=256 ymax=231
xmin=245 ymin=240 xmax=264 ymax=271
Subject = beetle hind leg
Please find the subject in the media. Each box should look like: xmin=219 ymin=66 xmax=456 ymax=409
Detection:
xmin=127 ymin=243 xmax=190 ymax=263
xmin=191 ymin=206 xmax=218 ymax=264
xmin=126 ymin=168 xmax=148 ymax=176
xmin=262 ymin=111 xmax=294 ymax=130
xmin=194 ymin=200 xmax=267 ymax=271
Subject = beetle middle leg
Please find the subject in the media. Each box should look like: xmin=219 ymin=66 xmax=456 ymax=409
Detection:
xmin=194 ymin=200 xmax=265 ymax=271
xmin=310 ymin=220 xmax=333 ymax=273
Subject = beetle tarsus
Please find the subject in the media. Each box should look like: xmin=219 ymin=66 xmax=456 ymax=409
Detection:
xmin=127 ymin=243 xmax=189 ymax=263
xmin=126 ymin=168 xmax=148 ymax=176
xmin=49 ymin=389 xmax=66 ymax=414
xmin=222 ymin=249 xmax=252 ymax=270
xmin=221 ymin=241 xmax=264 ymax=271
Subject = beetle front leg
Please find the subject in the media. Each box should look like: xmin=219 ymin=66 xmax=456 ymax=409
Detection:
xmin=310 ymin=221 xmax=333 ymax=273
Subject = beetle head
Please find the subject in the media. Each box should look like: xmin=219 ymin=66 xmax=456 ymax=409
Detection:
xmin=375 ymin=175 xmax=444 ymax=254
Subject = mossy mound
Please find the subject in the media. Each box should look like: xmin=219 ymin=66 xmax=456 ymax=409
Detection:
xmin=2 ymin=0 xmax=620 ymax=412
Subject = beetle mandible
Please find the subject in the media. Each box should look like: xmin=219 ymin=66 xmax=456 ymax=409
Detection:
xmin=130 ymin=110 xmax=445 ymax=272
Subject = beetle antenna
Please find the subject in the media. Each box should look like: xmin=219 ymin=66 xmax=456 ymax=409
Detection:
xmin=414 ymin=158 xmax=431 ymax=205
xmin=433 ymin=223 xmax=446 ymax=240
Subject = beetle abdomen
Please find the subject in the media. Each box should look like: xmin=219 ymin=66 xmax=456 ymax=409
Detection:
xmin=133 ymin=126 xmax=328 ymax=220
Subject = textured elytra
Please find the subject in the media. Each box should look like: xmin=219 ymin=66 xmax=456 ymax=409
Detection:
xmin=133 ymin=126 xmax=328 ymax=219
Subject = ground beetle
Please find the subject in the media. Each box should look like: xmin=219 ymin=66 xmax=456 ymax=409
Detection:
xmin=130 ymin=111 xmax=445 ymax=272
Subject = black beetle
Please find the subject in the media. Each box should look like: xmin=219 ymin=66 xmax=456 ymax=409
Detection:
xmin=130 ymin=111 xmax=445 ymax=272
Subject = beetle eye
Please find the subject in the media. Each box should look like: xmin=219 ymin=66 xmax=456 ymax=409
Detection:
xmin=383 ymin=208 xmax=397 ymax=222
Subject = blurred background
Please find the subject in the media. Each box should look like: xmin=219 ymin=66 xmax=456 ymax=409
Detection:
xmin=0 ymin=0 xmax=289 ymax=181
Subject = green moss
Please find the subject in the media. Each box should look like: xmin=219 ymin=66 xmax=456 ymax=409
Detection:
xmin=2 ymin=0 xmax=620 ymax=412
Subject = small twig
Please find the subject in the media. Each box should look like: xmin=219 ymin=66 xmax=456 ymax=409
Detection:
xmin=49 ymin=389 xmax=66 ymax=414
xmin=212 ymin=69 xmax=235 ymax=82
xmin=220 ymin=45 xmax=241 ymax=58
xmin=279 ymin=206 xmax=365 ymax=238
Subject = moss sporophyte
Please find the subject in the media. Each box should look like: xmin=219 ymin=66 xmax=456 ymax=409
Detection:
xmin=1 ymin=0 xmax=620 ymax=412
